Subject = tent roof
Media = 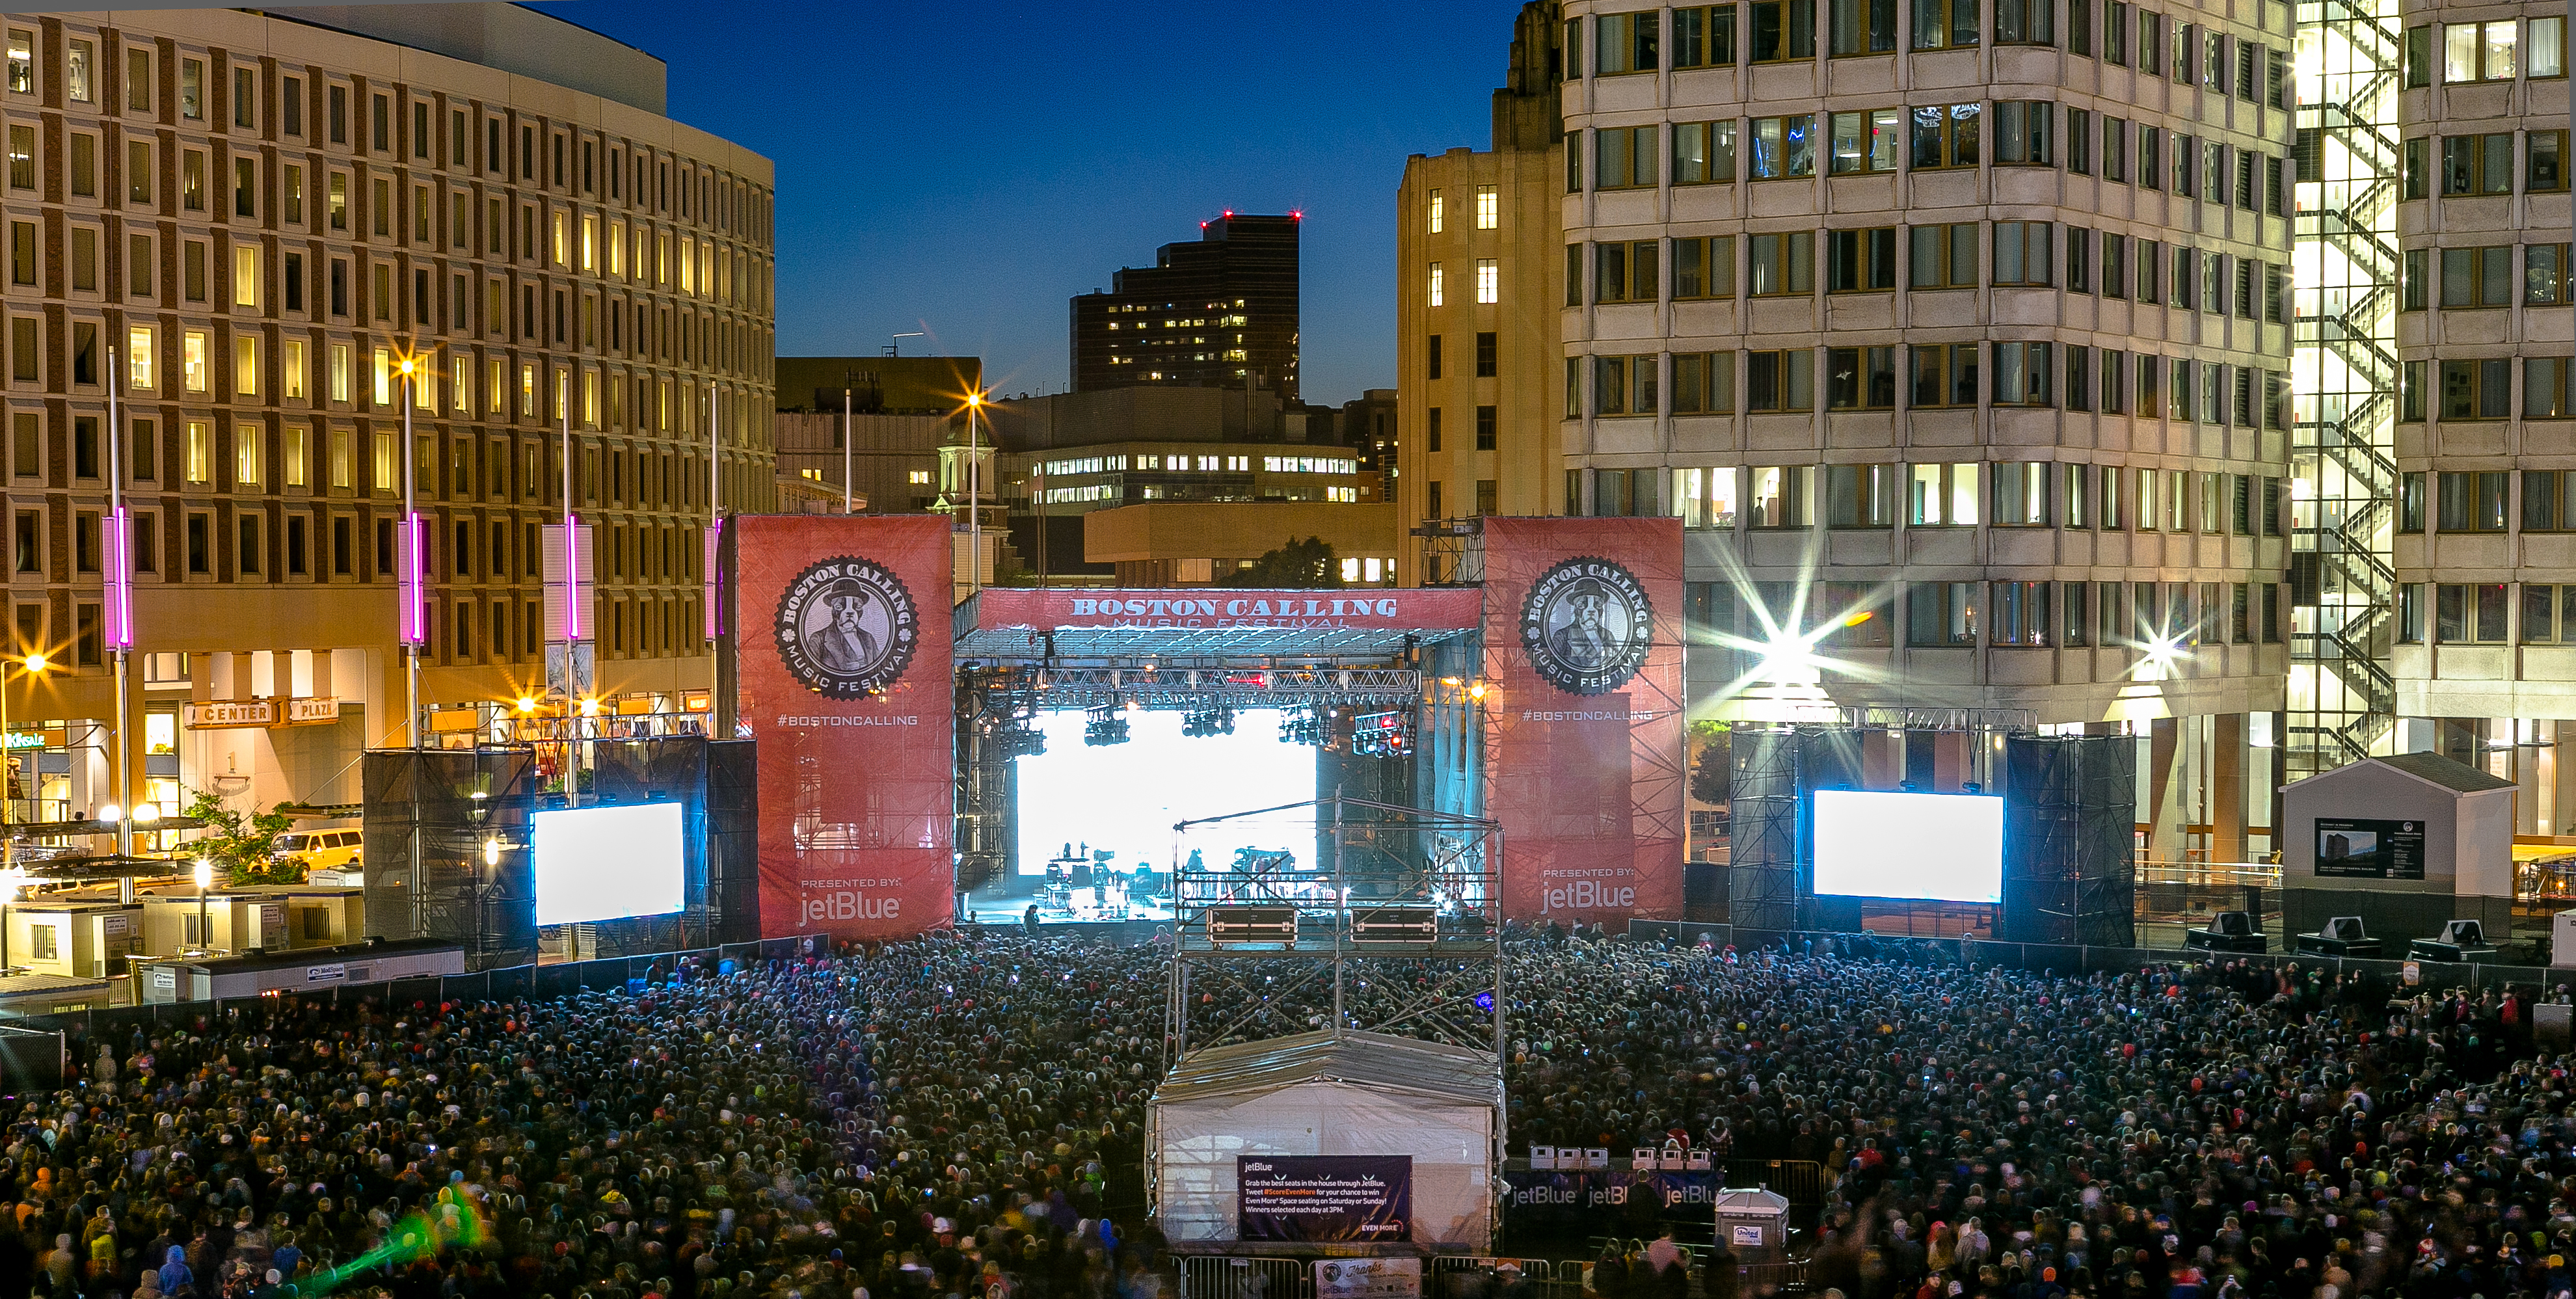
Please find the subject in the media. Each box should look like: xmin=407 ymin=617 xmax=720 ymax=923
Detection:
xmin=2284 ymin=751 xmax=2517 ymax=796
xmin=1153 ymin=1030 xmax=1499 ymax=1107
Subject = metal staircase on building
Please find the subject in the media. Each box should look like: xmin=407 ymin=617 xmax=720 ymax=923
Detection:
xmin=2289 ymin=0 xmax=2402 ymax=779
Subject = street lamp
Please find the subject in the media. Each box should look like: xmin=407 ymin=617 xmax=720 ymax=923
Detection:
xmin=0 ymin=651 xmax=47 ymax=883
xmin=964 ymin=388 xmax=987 ymax=595
xmin=193 ymin=855 xmax=213 ymax=955
xmin=397 ymin=356 xmax=423 ymax=752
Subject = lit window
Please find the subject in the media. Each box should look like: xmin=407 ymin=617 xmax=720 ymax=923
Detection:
xmin=1429 ymin=261 xmax=1443 ymax=306
xmin=1428 ymin=188 xmax=1443 ymax=233
xmin=126 ymin=327 xmax=152 ymax=390
xmin=371 ymin=347 xmax=390 ymax=406
xmin=282 ymin=340 xmax=304 ymax=399
xmin=182 ymin=331 xmax=208 ymax=393
xmin=1475 ymin=185 xmax=1499 ymax=229
xmin=233 ymin=336 xmax=258 ymax=396
xmin=235 ymin=422 xmax=260 ymax=484
xmin=1476 ymin=258 xmax=1499 ymax=303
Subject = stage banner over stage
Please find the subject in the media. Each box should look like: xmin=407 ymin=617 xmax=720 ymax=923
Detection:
xmin=733 ymin=515 xmax=954 ymax=941
xmin=1481 ymin=517 xmax=1685 ymax=927
xmin=970 ymin=587 xmax=1483 ymax=632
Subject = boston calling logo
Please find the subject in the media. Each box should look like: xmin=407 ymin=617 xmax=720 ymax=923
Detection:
xmin=1519 ymin=557 xmax=1652 ymax=696
xmin=773 ymin=556 xmax=919 ymax=699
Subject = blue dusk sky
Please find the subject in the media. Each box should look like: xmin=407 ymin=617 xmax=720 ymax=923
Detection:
xmin=527 ymin=1 xmax=1524 ymax=407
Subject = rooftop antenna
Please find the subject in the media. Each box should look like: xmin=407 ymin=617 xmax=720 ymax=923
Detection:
xmin=887 ymin=330 xmax=926 ymax=357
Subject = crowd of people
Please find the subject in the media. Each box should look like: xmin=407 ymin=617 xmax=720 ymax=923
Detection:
xmin=0 ymin=926 xmax=2558 ymax=1299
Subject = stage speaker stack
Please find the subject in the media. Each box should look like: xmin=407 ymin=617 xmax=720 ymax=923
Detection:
xmin=1726 ymin=729 xmax=1799 ymax=933
xmin=1682 ymin=861 xmax=1724 ymax=921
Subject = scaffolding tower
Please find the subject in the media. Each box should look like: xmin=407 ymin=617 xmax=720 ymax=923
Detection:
xmin=2290 ymin=0 xmax=2402 ymax=778
xmin=1162 ymin=795 xmax=1503 ymax=1064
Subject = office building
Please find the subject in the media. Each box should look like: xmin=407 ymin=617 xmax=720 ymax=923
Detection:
xmin=2374 ymin=3 xmax=2576 ymax=829
xmin=1069 ymin=213 xmax=1301 ymax=402
xmin=0 ymin=5 xmax=773 ymax=822
xmin=1408 ymin=1 xmax=2303 ymax=859
xmin=980 ymin=385 xmax=1380 ymax=585
xmin=770 ymin=356 xmax=980 ymax=515
xmin=1397 ymin=3 xmax=1569 ymax=583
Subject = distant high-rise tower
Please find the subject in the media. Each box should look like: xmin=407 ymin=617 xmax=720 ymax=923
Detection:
xmin=1070 ymin=213 xmax=1301 ymax=401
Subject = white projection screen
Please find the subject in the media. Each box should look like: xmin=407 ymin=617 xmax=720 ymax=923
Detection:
xmin=533 ymin=803 xmax=686 ymax=926
xmin=1811 ymin=790 xmax=2004 ymax=904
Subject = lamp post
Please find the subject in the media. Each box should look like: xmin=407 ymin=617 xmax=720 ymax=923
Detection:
xmin=193 ymin=855 xmax=212 ymax=955
xmin=965 ymin=388 xmax=986 ymax=595
xmin=399 ymin=356 xmax=422 ymax=751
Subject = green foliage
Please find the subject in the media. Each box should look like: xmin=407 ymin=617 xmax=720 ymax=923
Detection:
xmin=1220 ymin=536 xmax=1345 ymax=589
xmin=180 ymin=789 xmax=304 ymax=886
xmin=1689 ymin=729 xmax=1733 ymax=806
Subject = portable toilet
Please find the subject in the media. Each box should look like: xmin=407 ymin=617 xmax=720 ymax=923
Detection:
xmin=1714 ymin=1187 xmax=1791 ymax=1262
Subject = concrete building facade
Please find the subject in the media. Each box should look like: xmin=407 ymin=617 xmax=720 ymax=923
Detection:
xmin=2379 ymin=2 xmax=2576 ymax=834
xmin=0 ymin=6 xmax=774 ymax=824
xmin=1398 ymin=3 xmax=1570 ymax=584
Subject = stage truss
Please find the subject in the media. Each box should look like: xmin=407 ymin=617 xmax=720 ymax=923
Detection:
xmin=1163 ymin=795 xmax=1503 ymax=1064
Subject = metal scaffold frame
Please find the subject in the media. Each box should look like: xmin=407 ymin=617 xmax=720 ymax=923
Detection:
xmin=2290 ymin=0 xmax=2401 ymax=777
xmin=1162 ymin=794 xmax=1503 ymax=1065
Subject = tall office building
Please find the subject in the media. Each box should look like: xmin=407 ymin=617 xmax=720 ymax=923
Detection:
xmin=1427 ymin=0 xmax=2303 ymax=860
xmin=2374 ymin=3 xmax=2576 ymax=828
xmin=1069 ymin=213 xmax=1300 ymax=401
xmin=1397 ymin=1 xmax=1570 ymax=584
xmin=0 ymin=6 xmax=773 ymax=818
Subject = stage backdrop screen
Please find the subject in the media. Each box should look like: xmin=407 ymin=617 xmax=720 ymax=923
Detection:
xmin=1015 ymin=708 xmax=1316 ymax=877
xmin=1811 ymin=790 xmax=2004 ymax=904
xmin=532 ymin=803 xmax=686 ymax=926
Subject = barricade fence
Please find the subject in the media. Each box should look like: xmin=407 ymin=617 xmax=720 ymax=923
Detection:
xmin=3 ymin=935 xmax=827 ymax=1065
xmin=1717 ymin=930 xmax=2566 ymax=997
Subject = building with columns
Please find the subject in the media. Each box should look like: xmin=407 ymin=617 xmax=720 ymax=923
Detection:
xmin=0 ymin=5 xmax=773 ymax=824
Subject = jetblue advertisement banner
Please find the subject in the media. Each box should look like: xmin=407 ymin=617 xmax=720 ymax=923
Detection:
xmin=1499 ymin=1169 xmax=1718 ymax=1228
xmin=1238 ymin=1155 xmax=1414 ymax=1242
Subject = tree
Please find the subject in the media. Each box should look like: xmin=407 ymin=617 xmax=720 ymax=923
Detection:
xmin=179 ymin=790 xmax=304 ymax=886
xmin=1220 ymin=536 xmax=1345 ymax=589
xmin=1689 ymin=721 xmax=1733 ymax=807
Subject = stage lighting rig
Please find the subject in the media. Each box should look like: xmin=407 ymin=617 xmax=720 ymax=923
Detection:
xmin=1351 ymin=709 xmax=1414 ymax=758
xmin=1181 ymin=708 xmax=1237 ymax=738
xmin=1083 ymin=704 xmax=1131 ymax=747
xmin=1278 ymin=708 xmax=1325 ymax=747
xmin=992 ymin=719 xmax=1046 ymax=758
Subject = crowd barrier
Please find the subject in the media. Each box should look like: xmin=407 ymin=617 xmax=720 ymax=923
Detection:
xmin=0 ymin=935 xmax=829 ymax=1078
xmin=1717 ymin=928 xmax=2571 ymax=996
xmin=1181 ymin=1253 xmax=1803 ymax=1299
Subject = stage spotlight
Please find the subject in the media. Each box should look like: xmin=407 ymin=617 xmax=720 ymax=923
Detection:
xmin=1278 ymin=709 xmax=1324 ymax=747
xmin=1351 ymin=710 xmax=1414 ymax=759
xmin=1083 ymin=705 xmax=1131 ymax=747
xmin=1181 ymin=707 xmax=1239 ymax=738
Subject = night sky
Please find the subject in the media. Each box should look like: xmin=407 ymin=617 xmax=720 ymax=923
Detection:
xmin=526 ymin=1 xmax=1522 ymax=407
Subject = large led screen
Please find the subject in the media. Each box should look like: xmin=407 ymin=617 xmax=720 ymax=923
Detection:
xmin=1810 ymin=789 xmax=2004 ymax=904
xmin=533 ymin=802 xmax=686 ymax=926
xmin=1014 ymin=708 xmax=1317 ymax=876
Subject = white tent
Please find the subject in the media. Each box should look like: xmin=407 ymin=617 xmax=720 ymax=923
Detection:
xmin=1149 ymin=1029 xmax=1501 ymax=1250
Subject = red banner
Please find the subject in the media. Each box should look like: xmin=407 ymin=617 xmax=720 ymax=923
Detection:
xmin=1480 ymin=518 xmax=1685 ymax=927
xmin=968 ymin=587 xmax=1483 ymax=633
xmin=734 ymin=515 xmax=954 ymax=941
